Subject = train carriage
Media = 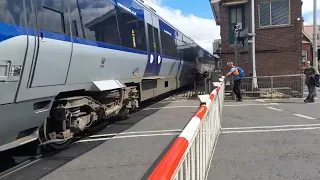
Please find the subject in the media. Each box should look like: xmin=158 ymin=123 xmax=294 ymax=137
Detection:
xmin=0 ymin=0 xmax=215 ymax=152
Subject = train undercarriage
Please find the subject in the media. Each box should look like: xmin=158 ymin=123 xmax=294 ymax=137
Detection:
xmin=39 ymin=86 xmax=139 ymax=150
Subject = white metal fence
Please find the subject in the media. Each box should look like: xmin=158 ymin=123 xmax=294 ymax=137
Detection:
xmin=148 ymin=77 xmax=225 ymax=180
xmin=225 ymin=74 xmax=305 ymax=99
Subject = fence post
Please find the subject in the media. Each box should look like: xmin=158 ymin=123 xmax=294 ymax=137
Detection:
xmin=301 ymin=74 xmax=305 ymax=98
xmin=270 ymin=76 xmax=274 ymax=99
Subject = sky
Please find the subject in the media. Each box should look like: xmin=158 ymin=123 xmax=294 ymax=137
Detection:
xmin=144 ymin=0 xmax=320 ymax=54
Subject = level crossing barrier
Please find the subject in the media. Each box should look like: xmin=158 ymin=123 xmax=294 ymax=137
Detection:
xmin=148 ymin=76 xmax=225 ymax=180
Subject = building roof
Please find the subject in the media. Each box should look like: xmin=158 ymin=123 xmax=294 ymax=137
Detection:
xmin=302 ymin=40 xmax=311 ymax=44
xmin=303 ymin=25 xmax=320 ymax=47
xmin=210 ymin=0 xmax=222 ymax=25
xmin=210 ymin=0 xmax=248 ymax=26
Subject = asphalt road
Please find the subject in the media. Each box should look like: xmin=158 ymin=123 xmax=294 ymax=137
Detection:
xmin=1 ymin=98 xmax=200 ymax=180
xmin=208 ymin=99 xmax=320 ymax=180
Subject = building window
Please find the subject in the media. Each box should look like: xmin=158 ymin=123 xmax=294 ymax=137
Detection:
xmin=229 ymin=6 xmax=245 ymax=44
xmin=259 ymin=0 xmax=290 ymax=27
xmin=302 ymin=50 xmax=307 ymax=62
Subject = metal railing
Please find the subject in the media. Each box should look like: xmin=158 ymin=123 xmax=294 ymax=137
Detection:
xmin=148 ymin=76 xmax=225 ymax=180
xmin=225 ymin=74 xmax=305 ymax=99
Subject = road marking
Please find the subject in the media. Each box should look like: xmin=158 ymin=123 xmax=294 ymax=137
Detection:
xmin=269 ymin=103 xmax=280 ymax=105
xmin=293 ymin=114 xmax=316 ymax=120
xmin=266 ymin=107 xmax=283 ymax=111
xmin=88 ymin=129 xmax=182 ymax=138
xmin=223 ymin=103 xmax=280 ymax=107
xmin=222 ymin=123 xmax=320 ymax=130
xmin=143 ymin=106 xmax=198 ymax=110
xmin=256 ymin=99 xmax=266 ymax=102
xmin=76 ymin=132 xmax=180 ymax=143
xmin=222 ymin=126 xmax=320 ymax=134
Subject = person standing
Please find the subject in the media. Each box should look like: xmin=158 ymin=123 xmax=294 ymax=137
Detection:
xmin=303 ymin=61 xmax=319 ymax=103
xmin=225 ymin=62 xmax=244 ymax=101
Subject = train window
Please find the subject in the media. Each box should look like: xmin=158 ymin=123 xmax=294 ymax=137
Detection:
xmin=0 ymin=0 xmax=25 ymax=26
xmin=161 ymin=31 xmax=178 ymax=58
xmin=77 ymin=0 xmax=120 ymax=45
xmin=176 ymin=39 xmax=185 ymax=58
xmin=42 ymin=7 xmax=65 ymax=34
xmin=24 ymin=0 xmax=37 ymax=28
xmin=147 ymin=24 xmax=155 ymax=52
xmin=116 ymin=7 xmax=147 ymax=51
xmin=69 ymin=0 xmax=84 ymax=38
xmin=153 ymin=27 xmax=161 ymax=54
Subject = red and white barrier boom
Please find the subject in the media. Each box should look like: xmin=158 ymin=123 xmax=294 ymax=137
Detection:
xmin=149 ymin=76 xmax=225 ymax=180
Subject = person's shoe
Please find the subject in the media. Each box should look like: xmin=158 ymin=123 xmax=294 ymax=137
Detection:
xmin=304 ymin=99 xmax=308 ymax=103
xmin=236 ymin=99 xmax=242 ymax=102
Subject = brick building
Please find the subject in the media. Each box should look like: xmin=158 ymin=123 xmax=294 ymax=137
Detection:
xmin=302 ymin=25 xmax=320 ymax=65
xmin=210 ymin=0 xmax=303 ymax=76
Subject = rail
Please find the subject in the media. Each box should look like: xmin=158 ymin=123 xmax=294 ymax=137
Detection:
xmin=148 ymin=76 xmax=225 ymax=180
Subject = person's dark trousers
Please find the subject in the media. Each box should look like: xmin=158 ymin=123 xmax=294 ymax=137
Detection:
xmin=233 ymin=79 xmax=242 ymax=101
xmin=306 ymin=83 xmax=316 ymax=102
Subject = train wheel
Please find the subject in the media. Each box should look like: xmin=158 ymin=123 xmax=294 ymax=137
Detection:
xmin=117 ymin=108 xmax=130 ymax=120
xmin=38 ymin=119 xmax=73 ymax=151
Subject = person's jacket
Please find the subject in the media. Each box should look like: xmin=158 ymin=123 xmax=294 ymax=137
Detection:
xmin=309 ymin=74 xmax=320 ymax=87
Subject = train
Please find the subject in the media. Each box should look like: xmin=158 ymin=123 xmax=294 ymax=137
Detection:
xmin=0 ymin=0 xmax=216 ymax=152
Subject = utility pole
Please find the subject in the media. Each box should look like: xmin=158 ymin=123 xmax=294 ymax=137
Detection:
xmin=313 ymin=0 xmax=318 ymax=96
xmin=251 ymin=0 xmax=258 ymax=89
xmin=234 ymin=26 xmax=240 ymax=66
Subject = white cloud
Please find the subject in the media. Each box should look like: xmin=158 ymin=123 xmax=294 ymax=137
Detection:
xmin=143 ymin=0 xmax=319 ymax=54
xmin=303 ymin=14 xmax=320 ymax=26
xmin=144 ymin=0 xmax=220 ymax=54
xmin=302 ymin=0 xmax=320 ymax=15
xmin=302 ymin=0 xmax=320 ymax=25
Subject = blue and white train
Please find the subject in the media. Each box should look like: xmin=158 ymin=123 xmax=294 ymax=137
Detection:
xmin=0 ymin=0 xmax=215 ymax=151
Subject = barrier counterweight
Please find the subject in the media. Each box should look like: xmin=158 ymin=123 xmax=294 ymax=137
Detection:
xmin=148 ymin=77 xmax=225 ymax=180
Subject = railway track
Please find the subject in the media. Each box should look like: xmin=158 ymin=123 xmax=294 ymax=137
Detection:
xmin=0 ymin=83 xmax=206 ymax=179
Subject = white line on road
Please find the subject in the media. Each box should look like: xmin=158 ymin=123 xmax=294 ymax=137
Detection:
xmin=266 ymin=107 xmax=283 ymax=111
xmin=88 ymin=129 xmax=182 ymax=138
xmin=223 ymin=103 xmax=280 ymax=107
xmin=222 ymin=123 xmax=320 ymax=130
xmin=256 ymin=99 xmax=266 ymax=102
xmin=76 ymin=132 xmax=180 ymax=143
xmin=222 ymin=126 xmax=320 ymax=134
xmin=269 ymin=103 xmax=280 ymax=105
xmin=293 ymin=114 xmax=316 ymax=120
xmin=143 ymin=106 xmax=198 ymax=110
xmin=157 ymin=100 xmax=189 ymax=104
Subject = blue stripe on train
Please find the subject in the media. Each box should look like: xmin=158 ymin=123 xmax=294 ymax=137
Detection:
xmin=0 ymin=22 xmax=184 ymax=61
xmin=0 ymin=22 xmax=149 ymax=55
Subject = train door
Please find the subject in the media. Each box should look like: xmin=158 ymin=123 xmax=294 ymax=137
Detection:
xmin=150 ymin=15 xmax=162 ymax=76
xmin=29 ymin=0 xmax=72 ymax=87
xmin=0 ymin=0 xmax=30 ymax=105
xmin=144 ymin=11 xmax=161 ymax=77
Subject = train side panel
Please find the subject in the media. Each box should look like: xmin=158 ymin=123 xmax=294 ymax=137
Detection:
xmin=66 ymin=44 xmax=148 ymax=84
